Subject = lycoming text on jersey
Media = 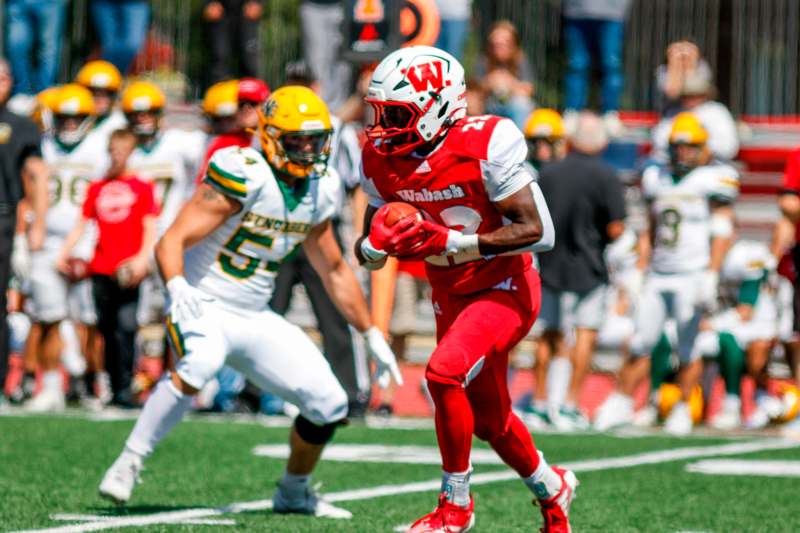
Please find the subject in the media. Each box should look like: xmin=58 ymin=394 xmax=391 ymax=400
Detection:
xmin=241 ymin=211 xmax=312 ymax=235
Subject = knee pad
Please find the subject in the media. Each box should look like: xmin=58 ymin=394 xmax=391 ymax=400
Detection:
xmin=294 ymin=415 xmax=341 ymax=445
xmin=426 ymin=351 xmax=486 ymax=387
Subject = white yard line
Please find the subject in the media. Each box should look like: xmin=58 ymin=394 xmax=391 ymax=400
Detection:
xmin=50 ymin=515 xmax=234 ymax=526
xmin=10 ymin=438 xmax=799 ymax=533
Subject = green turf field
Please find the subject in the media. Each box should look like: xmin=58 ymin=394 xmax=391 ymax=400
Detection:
xmin=2 ymin=411 xmax=800 ymax=532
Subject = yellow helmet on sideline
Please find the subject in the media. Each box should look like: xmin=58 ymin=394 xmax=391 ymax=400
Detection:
xmin=76 ymin=60 xmax=122 ymax=92
xmin=669 ymin=112 xmax=708 ymax=145
xmin=121 ymin=81 xmax=166 ymax=114
xmin=524 ymin=108 xmax=565 ymax=140
xmin=203 ymin=79 xmax=239 ymax=117
xmin=53 ymin=84 xmax=95 ymax=116
xmin=658 ymin=383 xmax=704 ymax=423
xmin=257 ymin=86 xmax=333 ymax=179
xmin=32 ymin=85 xmax=61 ymax=132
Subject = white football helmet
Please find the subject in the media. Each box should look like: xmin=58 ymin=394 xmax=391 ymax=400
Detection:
xmin=366 ymin=46 xmax=466 ymax=155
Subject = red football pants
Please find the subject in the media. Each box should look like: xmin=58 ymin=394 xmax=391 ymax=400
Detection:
xmin=426 ymin=269 xmax=542 ymax=477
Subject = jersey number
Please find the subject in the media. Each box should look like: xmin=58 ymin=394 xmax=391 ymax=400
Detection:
xmin=218 ymin=226 xmax=274 ymax=279
xmin=658 ymin=208 xmax=682 ymax=247
xmin=49 ymin=175 xmax=90 ymax=206
xmin=153 ymin=176 xmax=174 ymax=208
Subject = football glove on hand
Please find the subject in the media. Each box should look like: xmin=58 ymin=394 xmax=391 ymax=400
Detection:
xmin=389 ymin=220 xmax=479 ymax=260
xmin=363 ymin=326 xmax=404 ymax=388
xmin=166 ymin=275 xmax=213 ymax=323
xmin=359 ymin=236 xmax=388 ymax=271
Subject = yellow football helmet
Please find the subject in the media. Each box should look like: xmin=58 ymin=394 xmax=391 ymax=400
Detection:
xmin=203 ymin=79 xmax=239 ymax=117
xmin=121 ymin=81 xmax=166 ymax=113
xmin=76 ymin=60 xmax=122 ymax=92
xmin=53 ymin=84 xmax=95 ymax=116
xmin=524 ymin=108 xmax=565 ymax=140
xmin=770 ymin=384 xmax=800 ymax=424
xmin=258 ymin=85 xmax=333 ymax=179
xmin=658 ymin=383 xmax=704 ymax=423
xmin=32 ymin=85 xmax=61 ymax=132
xmin=669 ymin=112 xmax=708 ymax=145
xmin=52 ymin=84 xmax=96 ymax=146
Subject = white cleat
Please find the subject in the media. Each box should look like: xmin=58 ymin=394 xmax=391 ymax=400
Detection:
xmin=273 ymin=482 xmax=352 ymax=519
xmin=710 ymin=395 xmax=741 ymax=431
xmin=593 ymin=392 xmax=634 ymax=431
xmin=99 ymin=452 xmax=143 ymax=504
xmin=745 ymin=406 xmax=770 ymax=429
xmin=551 ymin=406 xmax=590 ymax=432
xmin=633 ymin=404 xmax=659 ymax=428
xmin=664 ymin=401 xmax=693 ymax=436
xmin=24 ymin=390 xmax=66 ymax=413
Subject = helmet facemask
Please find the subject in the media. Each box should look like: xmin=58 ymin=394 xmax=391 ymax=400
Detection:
xmin=365 ymin=99 xmax=428 ymax=156
xmin=55 ymin=114 xmax=94 ymax=147
xmin=127 ymin=109 xmax=162 ymax=138
xmin=259 ymin=109 xmax=332 ymax=179
xmin=669 ymin=142 xmax=707 ymax=177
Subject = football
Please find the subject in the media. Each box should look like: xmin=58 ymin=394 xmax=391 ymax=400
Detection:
xmin=377 ymin=201 xmax=422 ymax=227
xmin=64 ymin=257 xmax=90 ymax=282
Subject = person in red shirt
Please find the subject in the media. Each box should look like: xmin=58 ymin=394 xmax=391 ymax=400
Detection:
xmin=195 ymin=77 xmax=269 ymax=183
xmin=58 ymin=129 xmax=158 ymax=407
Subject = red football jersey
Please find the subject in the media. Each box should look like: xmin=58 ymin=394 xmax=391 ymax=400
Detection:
xmin=362 ymin=115 xmax=534 ymax=294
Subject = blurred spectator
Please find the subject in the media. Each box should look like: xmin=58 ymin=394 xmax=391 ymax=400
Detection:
xmin=58 ymin=129 xmax=157 ymax=408
xmin=0 ymin=59 xmax=48 ymax=405
xmin=336 ymin=65 xmax=374 ymax=125
xmin=562 ymin=0 xmax=631 ymax=137
xmin=475 ymin=20 xmax=534 ymax=129
xmin=196 ymin=77 xmax=269 ymax=181
xmin=433 ymin=0 xmax=472 ymax=60
xmin=464 ymin=78 xmax=486 ymax=116
xmin=656 ymin=39 xmax=712 ymax=117
xmin=650 ymin=72 xmax=739 ymax=163
xmin=91 ymin=0 xmax=151 ymax=75
xmin=203 ymin=0 xmax=262 ymax=83
xmin=300 ymin=0 xmax=351 ymax=112
xmin=535 ymin=112 xmax=626 ymax=430
xmin=5 ymin=0 xmax=67 ymax=95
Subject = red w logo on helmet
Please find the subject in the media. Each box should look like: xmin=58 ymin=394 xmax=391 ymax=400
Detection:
xmin=402 ymin=61 xmax=451 ymax=92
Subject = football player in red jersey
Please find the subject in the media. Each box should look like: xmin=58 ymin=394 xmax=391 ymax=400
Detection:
xmin=354 ymin=46 xmax=577 ymax=533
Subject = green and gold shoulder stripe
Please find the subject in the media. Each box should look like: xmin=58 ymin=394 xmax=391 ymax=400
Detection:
xmin=206 ymin=161 xmax=247 ymax=198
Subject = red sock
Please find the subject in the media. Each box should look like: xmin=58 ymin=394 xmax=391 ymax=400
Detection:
xmin=427 ymin=379 xmax=473 ymax=473
xmin=488 ymin=412 xmax=540 ymax=477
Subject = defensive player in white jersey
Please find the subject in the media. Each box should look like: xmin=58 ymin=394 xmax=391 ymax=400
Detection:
xmin=594 ymin=112 xmax=738 ymax=435
xmin=98 ymin=86 xmax=402 ymax=517
xmin=121 ymin=81 xmax=207 ymax=326
xmin=700 ymin=239 xmax=778 ymax=429
xmin=26 ymin=84 xmax=110 ymax=412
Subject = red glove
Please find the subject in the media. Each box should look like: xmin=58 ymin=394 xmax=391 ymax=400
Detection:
xmin=369 ymin=207 xmax=422 ymax=252
xmin=388 ymin=220 xmax=450 ymax=259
